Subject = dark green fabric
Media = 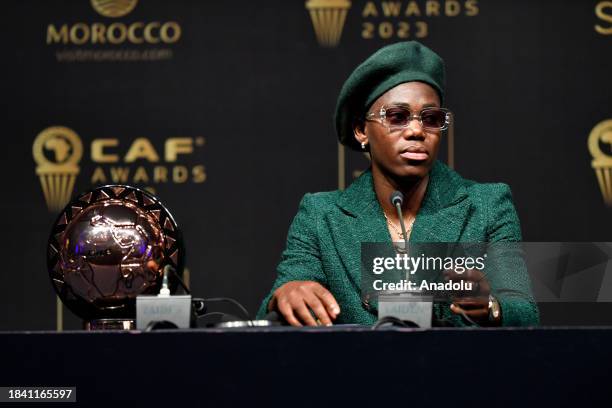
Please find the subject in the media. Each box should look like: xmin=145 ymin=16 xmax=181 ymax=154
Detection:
xmin=335 ymin=41 xmax=446 ymax=151
xmin=257 ymin=161 xmax=540 ymax=327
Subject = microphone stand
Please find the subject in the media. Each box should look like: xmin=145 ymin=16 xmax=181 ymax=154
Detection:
xmin=390 ymin=191 xmax=410 ymax=253
xmin=393 ymin=199 xmax=410 ymax=253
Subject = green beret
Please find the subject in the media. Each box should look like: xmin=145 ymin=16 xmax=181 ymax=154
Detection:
xmin=334 ymin=41 xmax=446 ymax=151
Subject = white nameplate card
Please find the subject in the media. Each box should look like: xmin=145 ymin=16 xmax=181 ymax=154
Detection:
xmin=136 ymin=295 xmax=192 ymax=329
xmin=378 ymin=292 xmax=433 ymax=328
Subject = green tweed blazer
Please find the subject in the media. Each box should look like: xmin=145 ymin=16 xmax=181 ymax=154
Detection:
xmin=257 ymin=161 xmax=539 ymax=326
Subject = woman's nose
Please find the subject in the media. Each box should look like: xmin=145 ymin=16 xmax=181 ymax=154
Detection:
xmin=402 ymin=119 xmax=424 ymax=138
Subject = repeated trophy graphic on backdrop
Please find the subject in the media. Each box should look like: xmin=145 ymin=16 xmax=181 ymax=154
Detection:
xmin=589 ymin=119 xmax=612 ymax=207
xmin=32 ymin=127 xmax=83 ymax=213
xmin=90 ymin=0 xmax=139 ymax=18
xmin=305 ymin=0 xmax=351 ymax=47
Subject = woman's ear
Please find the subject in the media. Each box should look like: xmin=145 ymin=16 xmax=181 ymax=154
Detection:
xmin=353 ymin=119 xmax=367 ymax=147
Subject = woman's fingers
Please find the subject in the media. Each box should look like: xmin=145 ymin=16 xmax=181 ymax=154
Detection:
xmin=451 ymin=296 xmax=489 ymax=324
xmin=272 ymin=281 xmax=341 ymax=327
xmin=313 ymin=285 xmax=341 ymax=319
xmin=277 ymin=298 xmax=302 ymax=327
xmin=444 ymin=268 xmax=491 ymax=295
xmin=294 ymin=302 xmax=318 ymax=326
xmin=452 ymin=296 xmax=488 ymax=308
xmin=304 ymin=294 xmax=332 ymax=326
xmin=450 ymin=303 xmax=489 ymax=319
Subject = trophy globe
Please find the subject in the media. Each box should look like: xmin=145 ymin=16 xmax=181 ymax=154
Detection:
xmin=47 ymin=185 xmax=185 ymax=330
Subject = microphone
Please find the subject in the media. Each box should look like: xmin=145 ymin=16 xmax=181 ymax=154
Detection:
xmin=159 ymin=265 xmax=171 ymax=296
xmin=389 ymin=191 xmax=409 ymax=251
xmin=163 ymin=264 xmax=191 ymax=294
xmin=390 ymin=190 xmax=404 ymax=207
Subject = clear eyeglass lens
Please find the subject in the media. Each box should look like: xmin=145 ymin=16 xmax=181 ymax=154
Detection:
xmin=384 ymin=107 xmax=411 ymax=127
xmin=383 ymin=106 xmax=448 ymax=130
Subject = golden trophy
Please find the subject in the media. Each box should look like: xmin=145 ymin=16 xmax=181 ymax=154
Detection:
xmin=305 ymin=0 xmax=351 ymax=47
xmin=32 ymin=126 xmax=83 ymax=213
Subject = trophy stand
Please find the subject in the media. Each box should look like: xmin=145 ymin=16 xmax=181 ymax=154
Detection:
xmin=84 ymin=319 xmax=135 ymax=330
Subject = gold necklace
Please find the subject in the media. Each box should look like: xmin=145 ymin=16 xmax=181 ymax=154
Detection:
xmin=383 ymin=211 xmax=415 ymax=240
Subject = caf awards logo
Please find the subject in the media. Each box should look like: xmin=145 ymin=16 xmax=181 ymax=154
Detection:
xmin=588 ymin=119 xmax=612 ymax=206
xmin=33 ymin=126 xmax=207 ymax=213
xmin=32 ymin=126 xmax=83 ymax=213
xmin=90 ymin=0 xmax=139 ymax=18
xmin=305 ymin=0 xmax=352 ymax=47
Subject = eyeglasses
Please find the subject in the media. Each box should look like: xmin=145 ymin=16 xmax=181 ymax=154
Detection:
xmin=365 ymin=105 xmax=452 ymax=132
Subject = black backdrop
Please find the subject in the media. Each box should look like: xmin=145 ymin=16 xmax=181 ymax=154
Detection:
xmin=1 ymin=0 xmax=611 ymax=330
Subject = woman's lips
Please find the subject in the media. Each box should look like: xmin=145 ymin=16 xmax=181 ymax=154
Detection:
xmin=400 ymin=146 xmax=428 ymax=161
xmin=400 ymin=151 xmax=428 ymax=160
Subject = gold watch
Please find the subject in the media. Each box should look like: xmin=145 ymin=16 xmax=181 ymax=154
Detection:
xmin=488 ymin=295 xmax=501 ymax=323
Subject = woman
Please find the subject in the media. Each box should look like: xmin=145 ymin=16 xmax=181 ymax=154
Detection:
xmin=257 ymin=41 xmax=539 ymax=327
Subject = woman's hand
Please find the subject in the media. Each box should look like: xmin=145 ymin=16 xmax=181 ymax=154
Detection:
xmin=268 ymin=281 xmax=340 ymax=326
xmin=445 ymin=269 xmax=500 ymax=326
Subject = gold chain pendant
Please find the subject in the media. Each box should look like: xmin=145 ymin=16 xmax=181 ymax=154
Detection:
xmin=384 ymin=212 xmax=413 ymax=240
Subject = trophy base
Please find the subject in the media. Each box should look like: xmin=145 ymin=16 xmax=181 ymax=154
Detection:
xmin=84 ymin=319 xmax=135 ymax=331
xmin=214 ymin=320 xmax=279 ymax=329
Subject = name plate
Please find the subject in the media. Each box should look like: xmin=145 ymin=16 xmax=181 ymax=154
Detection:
xmin=136 ymin=295 xmax=192 ymax=329
xmin=378 ymin=292 xmax=433 ymax=328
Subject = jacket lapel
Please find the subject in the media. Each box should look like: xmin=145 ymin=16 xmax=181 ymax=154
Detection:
xmin=331 ymin=170 xmax=390 ymax=290
xmin=410 ymin=162 xmax=472 ymax=243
